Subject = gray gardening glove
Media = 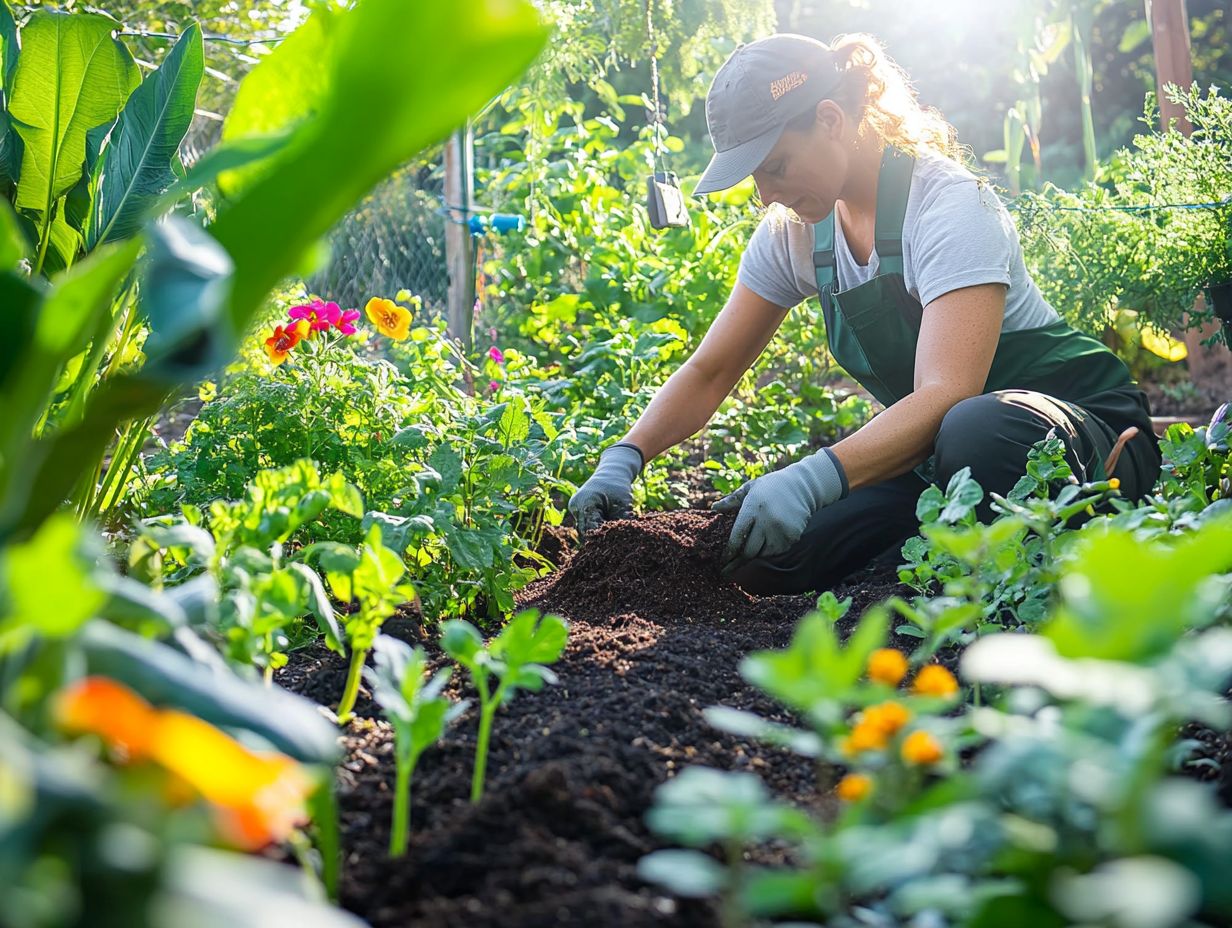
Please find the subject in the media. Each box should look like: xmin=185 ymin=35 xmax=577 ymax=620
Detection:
xmin=568 ymin=443 xmax=644 ymax=536
xmin=712 ymin=447 xmax=847 ymax=575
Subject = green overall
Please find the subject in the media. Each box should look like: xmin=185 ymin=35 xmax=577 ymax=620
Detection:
xmin=812 ymin=146 xmax=1149 ymax=483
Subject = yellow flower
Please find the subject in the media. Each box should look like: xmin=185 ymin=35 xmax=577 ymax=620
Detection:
xmin=841 ymin=722 xmax=887 ymax=756
xmin=1108 ymin=477 xmax=1121 ymax=490
xmin=912 ymin=665 xmax=959 ymax=698
xmin=835 ymin=773 xmax=873 ymax=802
xmin=364 ymin=296 xmax=413 ymax=340
xmin=901 ymin=730 xmax=944 ymax=766
xmin=861 ymin=701 xmax=911 ymax=737
xmin=868 ymin=648 xmax=908 ymax=686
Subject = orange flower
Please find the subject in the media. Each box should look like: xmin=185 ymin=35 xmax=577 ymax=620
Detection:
xmin=152 ymin=711 xmax=312 ymax=850
xmin=902 ymin=730 xmax=944 ymax=766
xmin=842 ymin=721 xmax=887 ymax=756
xmin=912 ymin=665 xmax=959 ymax=698
xmin=263 ymin=320 xmax=309 ymax=365
xmin=55 ymin=677 xmax=158 ymax=761
xmin=862 ymin=701 xmax=911 ymax=737
xmin=364 ymin=297 xmax=413 ymax=340
xmin=835 ymin=773 xmax=873 ymax=802
xmin=54 ymin=677 xmax=311 ymax=851
xmin=867 ymin=648 xmax=908 ymax=686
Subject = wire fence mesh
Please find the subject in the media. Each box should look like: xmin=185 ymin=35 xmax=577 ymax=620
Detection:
xmin=307 ymin=154 xmax=451 ymax=315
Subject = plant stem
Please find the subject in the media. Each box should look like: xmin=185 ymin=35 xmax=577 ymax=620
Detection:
xmin=470 ymin=700 xmax=497 ymax=804
xmin=336 ymin=646 xmax=368 ymax=724
xmin=390 ymin=755 xmax=412 ymax=857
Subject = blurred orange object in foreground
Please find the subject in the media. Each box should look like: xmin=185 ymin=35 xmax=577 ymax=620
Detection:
xmin=55 ymin=676 xmax=312 ymax=850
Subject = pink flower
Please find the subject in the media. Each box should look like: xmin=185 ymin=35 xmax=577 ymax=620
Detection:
xmin=489 ymin=380 xmax=500 ymax=392
xmin=289 ymin=298 xmax=341 ymax=334
xmin=488 ymin=346 xmax=505 ymax=365
xmin=335 ymin=308 xmax=361 ymax=336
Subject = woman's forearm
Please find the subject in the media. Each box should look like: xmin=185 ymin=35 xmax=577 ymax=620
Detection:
xmin=829 ymin=385 xmax=961 ymax=492
xmin=620 ymin=362 xmax=733 ymax=463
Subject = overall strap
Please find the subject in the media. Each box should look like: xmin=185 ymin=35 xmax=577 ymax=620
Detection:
xmin=811 ymin=146 xmax=915 ymax=289
xmin=873 ymin=146 xmax=913 ymax=277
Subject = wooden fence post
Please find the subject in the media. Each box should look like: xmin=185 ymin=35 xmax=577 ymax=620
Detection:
xmin=1145 ymin=0 xmax=1231 ymax=393
xmin=444 ymin=125 xmax=475 ymax=354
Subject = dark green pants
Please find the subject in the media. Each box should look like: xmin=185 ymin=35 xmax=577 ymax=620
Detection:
xmin=728 ymin=387 xmax=1161 ymax=596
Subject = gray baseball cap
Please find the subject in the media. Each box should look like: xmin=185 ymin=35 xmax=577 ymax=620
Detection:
xmin=693 ymin=34 xmax=843 ymax=196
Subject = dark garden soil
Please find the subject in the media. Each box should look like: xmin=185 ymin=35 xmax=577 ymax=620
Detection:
xmin=277 ymin=508 xmax=1232 ymax=927
xmin=278 ymin=510 xmax=912 ymax=928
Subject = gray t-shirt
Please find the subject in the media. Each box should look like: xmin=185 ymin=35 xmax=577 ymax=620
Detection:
xmin=737 ymin=150 xmax=1059 ymax=331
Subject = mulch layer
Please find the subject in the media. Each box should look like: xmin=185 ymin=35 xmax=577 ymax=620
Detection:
xmin=278 ymin=510 xmax=905 ymax=928
xmin=277 ymin=508 xmax=1232 ymax=928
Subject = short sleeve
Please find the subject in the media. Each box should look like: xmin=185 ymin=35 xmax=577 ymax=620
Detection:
xmin=737 ymin=211 xmax=812 ymax=309
xmin=911 ymin=182 xmax=1015 ymax=308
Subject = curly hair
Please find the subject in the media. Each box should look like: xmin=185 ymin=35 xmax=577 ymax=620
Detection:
xmin=790 ymin=33 xmax=966 ymax=163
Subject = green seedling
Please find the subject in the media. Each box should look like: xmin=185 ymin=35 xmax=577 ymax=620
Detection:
xmin=441 ymin=609 xmax=568 ymax=803
xmin=310 ymin=523 xmax=416 ymax=723
xmin=365 ymin=635 xmax=465 ymax=856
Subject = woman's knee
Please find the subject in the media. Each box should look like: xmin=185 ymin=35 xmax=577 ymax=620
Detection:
xmin=935 ymin=393 xmax=1007 ymax=465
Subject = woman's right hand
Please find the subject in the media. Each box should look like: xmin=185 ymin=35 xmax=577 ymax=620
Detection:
xmin=568 ymin=443 xmax=643 ymax=536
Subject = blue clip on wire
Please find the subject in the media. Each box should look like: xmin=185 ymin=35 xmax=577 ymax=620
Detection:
xmin=467 ymin=213 xmax=525 ymax=235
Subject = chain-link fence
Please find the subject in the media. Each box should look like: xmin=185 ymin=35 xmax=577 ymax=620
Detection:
xmin=307 ymin=154 xmax=450 ymax=315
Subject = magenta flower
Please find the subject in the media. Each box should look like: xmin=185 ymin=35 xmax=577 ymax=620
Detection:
xmin=488 ymin=346 xmax=505 ymax=365
xmin=335 ymin=308 xmax=361 ymax=336
xmin=289 ymin=298 xmax=341 ymax=334
xmin=489 ymin=380 xmax=501 ymax=392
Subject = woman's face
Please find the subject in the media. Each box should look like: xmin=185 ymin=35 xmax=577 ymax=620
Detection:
xmin=750 ymin=99 xmax=851 ymax=224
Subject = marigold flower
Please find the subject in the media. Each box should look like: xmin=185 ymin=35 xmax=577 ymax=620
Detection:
xmin=288 ymin=298 xmax=341 ymax=334
xmin=55 ymin=677 xmax=158 ymax=761
xmin=912 ymin=664 xmax=959 ymax=698
xmin=335 ymin=308 xmax=361 ymax=336
xmin=868 ymin=648 xmax=908 ymax=686
xmin=364 ymin=297 xmax=413 ymax=340
xmin=488 ymin=346 xmax=505 ymax=365
xmin=263 ymin=321 xmax=308 ymax=365
xmin=835 ymin=772 xmax=873 ymax=801
xmin=901 ymin=730 xmax=944 ymax=766
xmin=861 ymin=701 xmax=911 ymax=737
xmin=841 ymin=720 xmax=888 ymax=756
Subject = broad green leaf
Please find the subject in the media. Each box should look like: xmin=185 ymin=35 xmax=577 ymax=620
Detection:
xmin=637 ymin=850 xmax=726 ymax=898
xmin=440 ymin=619 xmax=483 ymax=666
xmin=81 ymin=620 xmax=340 ymax=765
xmin=0 ymin=0 xmax=22 ymax=190
xmin=0 ymin=236 xmax=140 ymax=493
xmin=1044 ymin=515 xmax=1232 ymax=662
xmin=0 ymin=270 xmax=41 ymax=395
xmin=154 ymin=130 xmax=294 ymax=212
xmin=139 ymin=216 xmax=235 ymax=384
xmin=210 ymin=0 xmax=549 ymax=333
xmin=286 ymin=561 xmax=344 ymax=655
xmin=9 ymin=10 xmax=139 ymax=215
xmin=85 ymin=22 xmax=204 ymax=248
xmin=0 ymin=197 xmax=25 ymax=268
xmin=0 ymin=512 xmax=105 ymax=653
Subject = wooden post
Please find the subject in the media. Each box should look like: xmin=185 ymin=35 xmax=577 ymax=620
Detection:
xmin=1146 ymin=0 xmax=1231 ymax=391
xmin=444 ymin=125 xmax=475 ymax=354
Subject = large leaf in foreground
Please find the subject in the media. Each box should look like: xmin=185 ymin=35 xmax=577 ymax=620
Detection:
xmin=210 ymin=0 xmax=549 ymax=331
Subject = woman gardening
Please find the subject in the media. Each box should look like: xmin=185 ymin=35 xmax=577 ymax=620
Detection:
xmin=568 ymin=32 xmax=1161 ymax=595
